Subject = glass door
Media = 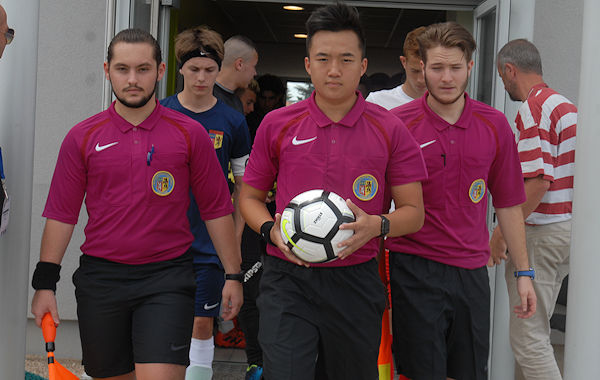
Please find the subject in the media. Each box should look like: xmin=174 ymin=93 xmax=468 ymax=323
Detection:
xmin=103 ymin=0 xmax=170 ymax=107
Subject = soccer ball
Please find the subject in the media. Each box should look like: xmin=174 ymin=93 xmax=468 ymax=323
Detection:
xmin=280 ymin=189 xmax=355 ymax=263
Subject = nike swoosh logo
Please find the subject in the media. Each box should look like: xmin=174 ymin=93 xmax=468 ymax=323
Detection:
xmin=95 ymin=142 xmax=119 ymax=152
xmin=292 ymin=136 xmax=317 ymax=146
xmin=170 ymin=343 xmax=189 ymax=351
xmin=203 ymin=302 xmax=219 ymax=310
xmin=419 ymin=140 xmax=437 ymax=148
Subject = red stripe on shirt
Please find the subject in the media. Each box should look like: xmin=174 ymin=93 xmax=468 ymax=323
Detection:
xmin=364 ymin=112 xmax=392 ymax=157
xmin=559 ymin=124 xmax=576 ymax=141
xmin=163 ymin=116 xmax=192 ymax=157
xmin=474 ymin=112 xmax=500 ymax=161
xmin=275 ymin=111 xmax=310 ymax=158
xmin=80 ymin=118 xmax=110 ymax=165
xmin=557 ymin=150 xmax=575 ymax=166
xmin=551 ymin=176 xmax=574 ymax=190
xmin=405 ymin=113 xmax=425 ymax=130
xmin=535 ymin=201 xmax=572 ymax=215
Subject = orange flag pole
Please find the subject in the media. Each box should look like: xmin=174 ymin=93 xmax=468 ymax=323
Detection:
xmin=42 ymin=313 xmax=79 ymax=380
xmin=377 ymin=249 xmax=394 ymax=380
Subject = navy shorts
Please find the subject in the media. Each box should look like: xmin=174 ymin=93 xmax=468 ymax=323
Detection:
xmin=73 ymin=252 xmax=196 ymax=378
xmin=258 ymin=255 xmax=386 ymax=380
xmin=193 ymin=258 xmax=225 ymax=317
xmin=389 ymin=252 xmax=490 ymax=380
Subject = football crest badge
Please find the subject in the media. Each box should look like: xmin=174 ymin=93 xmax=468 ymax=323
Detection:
xmin=353 ymin=174 xmax=378 ymax=201
xmin=152 ymin=171 xmax=175 ymax=196
xmin=469 ymin=179 xmax=486 ymax=203
xmin=209 ymin=130 xmax=224 ymax=149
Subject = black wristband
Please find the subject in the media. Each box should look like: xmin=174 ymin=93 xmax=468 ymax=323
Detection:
xmin=32 ymin=261 xmax=61 ymax=292
xmin=260 ymin=221 xmax=276 ymax=246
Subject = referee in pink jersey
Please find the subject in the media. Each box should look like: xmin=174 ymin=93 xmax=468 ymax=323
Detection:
xmin=240 ymin=3 xmax=427 ymax=379
xmin=492 ymin=39 xmax=577 ymax=380
xmin=30 ymin=29 xmax=242 ymax=380
xmin=386 ymin=22 xmax=537 ymax=380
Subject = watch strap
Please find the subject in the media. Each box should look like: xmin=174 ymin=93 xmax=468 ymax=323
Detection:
xmin=514 ymin=268 xmax=535 ymax=280
xmin=224 ymin=272 xmax=244 ymax=282
xmin=378 ymin=215 xmax=390 ymax=238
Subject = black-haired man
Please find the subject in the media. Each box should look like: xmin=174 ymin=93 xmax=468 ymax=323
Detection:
xmin=240 ymin=3 xmax=426 ymax=379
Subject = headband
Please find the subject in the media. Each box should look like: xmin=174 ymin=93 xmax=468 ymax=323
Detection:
xmin=179 ymin=46 xmax=222 ymax=69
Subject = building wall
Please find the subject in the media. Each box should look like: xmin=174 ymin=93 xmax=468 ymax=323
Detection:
xmin=26 ymin=0 xmax=107 ymax=358
xmin=0 ymin=0 xmax=41 ymax=375
xmin=534 ymin=0 xmax=583 ymax=104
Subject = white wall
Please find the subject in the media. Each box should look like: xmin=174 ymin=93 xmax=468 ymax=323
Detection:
xmin=25 ymin=0 xmax=107 ymax=357
xmin=533 ymin=0 xmax=583 ymax=104
xmin=0 ymin=0 xmax=40 ymax=376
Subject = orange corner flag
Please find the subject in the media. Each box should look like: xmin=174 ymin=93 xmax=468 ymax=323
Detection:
xmin=42 ymin=313 xmax=79 ymax=380
xmin=377 ymin=250 xmax=394 ymax=380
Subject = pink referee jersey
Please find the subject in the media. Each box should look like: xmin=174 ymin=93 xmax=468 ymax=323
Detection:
xmin=43 ymin=101 xmax=234 ymax=264
xmin=386 ymin=93 xmax=526 ymax=269
xmin=244 ymin=92 xmax=427 ymax=267
xmin=516 ymin=83 xmax=577 ymax=225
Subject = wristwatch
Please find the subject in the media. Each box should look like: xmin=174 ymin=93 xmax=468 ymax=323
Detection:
xmin=224 ymin=272 xmax=244 ymax=282
xmin=514 ymin=268 xmax=535 ymax=280
xmin=378 ymin=215 xmax=390 ymax=238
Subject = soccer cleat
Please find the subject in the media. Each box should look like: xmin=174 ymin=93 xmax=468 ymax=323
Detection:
xmin=245 ymin=364 xmax=264 ymax=380
xmin=214 ymin=326 xmax=246 ymax=348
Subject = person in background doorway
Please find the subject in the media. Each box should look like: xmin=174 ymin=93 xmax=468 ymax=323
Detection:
xmin=160 ymin=25 xmax=251 ymax=380
xmin=236 ymin=79 xmax=260 ymax=116
xmin=491 ymin=38 xmax=576 ymax=380
xmin=214 ymin=35 xmax=258 ymax=115
xmin=366 ymin=26 xmax=427 ymax=109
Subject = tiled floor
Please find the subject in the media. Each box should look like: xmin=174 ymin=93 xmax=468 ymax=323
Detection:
xmin=213 ymin=347 xmax=247 ymax=379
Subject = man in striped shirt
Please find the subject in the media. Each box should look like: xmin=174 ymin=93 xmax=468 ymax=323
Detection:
xmin=491 ymin=39 xmax=577 ymax=380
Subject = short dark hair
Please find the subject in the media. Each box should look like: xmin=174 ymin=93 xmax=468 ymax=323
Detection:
xmin=305 ymin=2 xmax=366 ymax=57
xmin=497 ymin=39 xmax=543 ymax=75
xmin=107 ymin=28 xmax=162 ymax=65
xmin=418 ymin=22 xmax=476 ymax=65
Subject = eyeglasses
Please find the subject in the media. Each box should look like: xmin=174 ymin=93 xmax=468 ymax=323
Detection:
xmin=5 ymin=28 xmax=14 ymax=45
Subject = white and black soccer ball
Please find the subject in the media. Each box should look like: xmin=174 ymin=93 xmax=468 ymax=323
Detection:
xmin=280 ymin=189 xmax=355 ymax=263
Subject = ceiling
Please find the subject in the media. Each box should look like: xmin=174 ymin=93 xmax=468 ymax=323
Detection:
xmin=177 ymin=1 xmax=462 ymax=50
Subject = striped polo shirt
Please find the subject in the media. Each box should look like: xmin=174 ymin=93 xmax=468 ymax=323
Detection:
xmin=516 ymin=83 xmax=577 ymax=225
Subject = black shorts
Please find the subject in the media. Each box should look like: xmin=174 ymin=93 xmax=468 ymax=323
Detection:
xmin=389 ymin=252 xmax=490 ymax=380
xmin=73 ymin=252 xmax=196 ymax=378
xmin=257 ymin=255 xmax=386 ymax=380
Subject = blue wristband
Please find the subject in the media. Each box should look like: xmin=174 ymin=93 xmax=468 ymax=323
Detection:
xmin=514 ymin=268 xmax=535 ymax=280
